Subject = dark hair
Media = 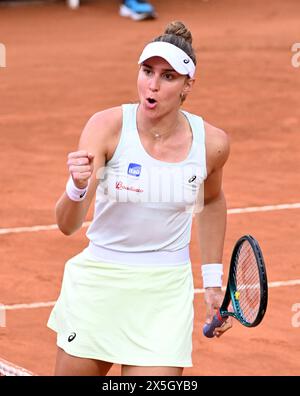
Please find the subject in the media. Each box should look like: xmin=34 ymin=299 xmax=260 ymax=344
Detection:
xmin=153 ymin=21 xmax=197 ymax=66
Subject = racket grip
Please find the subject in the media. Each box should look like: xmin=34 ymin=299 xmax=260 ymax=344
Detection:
xmin=203 ymin=313 xmax=225 ymax=338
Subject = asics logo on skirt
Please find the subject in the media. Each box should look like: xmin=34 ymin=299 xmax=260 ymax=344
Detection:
xmin=68 ymin=332 xmax=76 ymax=342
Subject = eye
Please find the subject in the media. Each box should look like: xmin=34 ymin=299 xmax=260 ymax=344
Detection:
xmin=163 ymin=73 xmax=174 ymax=81
xmin=142 ymin=67 xmax=152 ymax=76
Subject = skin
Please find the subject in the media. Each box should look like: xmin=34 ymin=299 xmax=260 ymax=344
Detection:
xmin=54 ymin=56 xmax=231 ymax=375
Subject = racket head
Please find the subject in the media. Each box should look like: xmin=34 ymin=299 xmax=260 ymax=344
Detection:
xmin=222 ymin=235 xmax=268 ymax=327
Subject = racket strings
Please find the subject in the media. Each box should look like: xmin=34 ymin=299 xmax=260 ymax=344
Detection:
xmin=234 ymin=241 xmax=260 ymax=323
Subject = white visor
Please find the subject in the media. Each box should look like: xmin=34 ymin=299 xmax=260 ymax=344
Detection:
xmin=138 ymin=41 xmax=196 ymax=78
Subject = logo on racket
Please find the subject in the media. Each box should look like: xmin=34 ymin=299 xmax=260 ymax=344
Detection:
xmin=127 ymin=163 xmax=142 ymax=177
xmin=234 ymin=291 xmax=240 ymax=300
xmin=68 ymin=332 xmax=76 ymax=342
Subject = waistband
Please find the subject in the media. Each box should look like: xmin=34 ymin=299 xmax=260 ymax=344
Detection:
xmin=84 ymin=242 xmax=190 ymax=267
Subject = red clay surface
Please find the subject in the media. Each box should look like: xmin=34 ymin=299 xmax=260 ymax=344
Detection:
xmin=1 ymin=0 xmax=300 ymax=375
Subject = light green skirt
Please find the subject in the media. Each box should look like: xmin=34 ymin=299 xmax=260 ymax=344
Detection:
xmin=47 ymin=250 xmax=194 ymax=367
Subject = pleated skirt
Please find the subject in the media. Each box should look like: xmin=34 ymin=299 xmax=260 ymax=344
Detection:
xmin=47 ymin=250 xmax=194 ymax=367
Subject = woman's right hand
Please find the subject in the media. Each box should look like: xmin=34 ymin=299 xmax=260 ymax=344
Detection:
xmin=67 ymin=150 xmax=95 ymax=189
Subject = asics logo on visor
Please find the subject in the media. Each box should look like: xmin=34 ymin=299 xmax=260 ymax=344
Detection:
xmin=183 ymin=59 xmax=190 ymax=64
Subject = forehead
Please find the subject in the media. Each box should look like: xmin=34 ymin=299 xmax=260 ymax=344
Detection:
xmin=141 ymin=56 xmax=175 ymax=72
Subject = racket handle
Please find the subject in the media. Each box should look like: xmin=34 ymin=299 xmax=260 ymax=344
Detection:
xmin=203 ymin=312 xmax=225 ymax=338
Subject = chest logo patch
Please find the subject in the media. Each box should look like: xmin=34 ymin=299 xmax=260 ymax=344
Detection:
xmin=127 ymin=163 xmax=142 ymax=177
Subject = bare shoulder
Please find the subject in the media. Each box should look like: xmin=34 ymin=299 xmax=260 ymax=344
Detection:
xmin=84 ymin=106 xmax=122 ymax=132
xmin=78 ymin=106 xmax=123 ymax=158
xmin=204 ymin=121 xmax=230 ymax=174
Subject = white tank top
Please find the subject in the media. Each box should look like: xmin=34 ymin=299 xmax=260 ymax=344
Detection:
xmin=85 ymin=103 xmax=207 ymax=264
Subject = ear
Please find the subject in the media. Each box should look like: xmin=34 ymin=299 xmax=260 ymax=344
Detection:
xmin=182 ymin=77 xmax=195 ymax=96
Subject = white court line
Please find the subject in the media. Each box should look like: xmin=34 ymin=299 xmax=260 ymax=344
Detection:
xmin=0 ymin=222 xmax=90 ymax=235
xmin=1 ymin=279 xmax=299 ymax=311
xmin=228 ymin=202 xmax=300 ymax=214
xmin=0 ymin=202 xmax=300 ymax=236
xmin=1 ymin=301 xmax=56 ymax=310
xmin=0 ymin=203 xmax=299 ymax=311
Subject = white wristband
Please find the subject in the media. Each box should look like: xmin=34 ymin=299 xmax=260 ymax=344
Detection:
xmin=201 ymin=264 xmax=223 ymax=288
xmin=66 ymin=177 xmax=88 ymax=202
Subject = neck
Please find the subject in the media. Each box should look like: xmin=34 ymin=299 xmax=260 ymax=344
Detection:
xmin=137 ymin=106 xmax=182 ymax=140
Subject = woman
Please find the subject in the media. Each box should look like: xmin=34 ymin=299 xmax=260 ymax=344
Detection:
xmin=48 ymin=21 xmax=231 ymax=376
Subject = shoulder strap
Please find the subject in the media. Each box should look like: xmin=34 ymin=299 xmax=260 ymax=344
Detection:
xmin=107 ymin=104 xmax=138 ymax=165
xmin=182 ymin=110 xmax=207 ymax=177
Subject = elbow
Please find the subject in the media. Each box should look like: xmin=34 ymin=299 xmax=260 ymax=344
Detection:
xmin=55 ymin=208 xmax=77 ymax=236
xmin=55 ymin=198 xmax=84 ymax=236
xmin=56 ymin=216 xmax=80 ymax=236
xmin=57 ymin=224 xmax=75 ymax=236
xmin=56 ymin=215 xmax=81 ymax=236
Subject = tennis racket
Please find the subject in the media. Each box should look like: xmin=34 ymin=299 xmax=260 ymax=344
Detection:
xmin=203 ymin=235 xmax=268 ymax=338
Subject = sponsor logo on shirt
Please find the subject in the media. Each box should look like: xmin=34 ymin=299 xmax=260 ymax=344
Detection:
xmin=188 ymin=175 xmax=197 ymax=183
xmin=127 ymin=163 xmax=142 ymax=177
xmin=116 ymin=181 xmax=144 ymax=193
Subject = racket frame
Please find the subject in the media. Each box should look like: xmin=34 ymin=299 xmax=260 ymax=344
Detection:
xmin=219 ymin=234 xmax=268 ymax=327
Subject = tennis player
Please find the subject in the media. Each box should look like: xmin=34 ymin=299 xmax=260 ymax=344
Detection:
xmin=48 ymin=21 xmax=231 ymax=376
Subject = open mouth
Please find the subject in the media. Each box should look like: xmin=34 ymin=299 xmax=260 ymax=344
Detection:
xmin=147 ymin=98 xmax=157 ymax=104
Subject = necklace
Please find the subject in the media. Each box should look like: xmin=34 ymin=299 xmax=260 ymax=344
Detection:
xmin=147 ymin=118 xmax=181 ymax=140
xmin=150 ymin=130 xmax=172 ymax=139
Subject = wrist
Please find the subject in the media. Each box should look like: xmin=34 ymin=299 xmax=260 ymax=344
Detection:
xmin=201 ymin=263 xmax=223 ymax=288
xmin=66 ymin=177 xmax=89 ymax=202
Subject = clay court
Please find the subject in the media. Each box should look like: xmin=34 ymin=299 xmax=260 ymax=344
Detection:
xmin=0 ymin=0 xmax=300 ymax=376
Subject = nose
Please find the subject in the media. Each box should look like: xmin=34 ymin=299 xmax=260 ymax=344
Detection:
xmin=149 ymin=74 xmax=160 ymax=92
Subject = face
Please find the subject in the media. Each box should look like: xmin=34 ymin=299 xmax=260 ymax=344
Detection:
xmin=137 ymin=56 xmax=194 ymax=118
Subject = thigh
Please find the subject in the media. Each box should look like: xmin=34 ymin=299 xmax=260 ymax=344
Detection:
xmin=54 ymin=347 xmax=113 ymax=376
xmin=121 ymin=365 xmax=183 ymax=376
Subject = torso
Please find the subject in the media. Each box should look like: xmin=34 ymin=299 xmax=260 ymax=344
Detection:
xmin=101 ymin=106 xmax=220 ymax=178
xmin=86 ymin=103 xmax=208 ymax=253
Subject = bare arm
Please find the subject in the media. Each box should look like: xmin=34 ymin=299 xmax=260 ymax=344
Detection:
xmin=55 ymin=107 xmax=121 ymax=235
xmin=195 ymin=122 xmax=231 ymax=336
xmin=196 ymin=170 xmax=227 ymax=264
xmin=196 ymin=123 xmax=229 ymax=263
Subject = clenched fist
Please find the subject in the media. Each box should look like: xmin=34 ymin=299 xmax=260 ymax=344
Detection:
xmin=67 ymin=150 xmax=95 ymax=189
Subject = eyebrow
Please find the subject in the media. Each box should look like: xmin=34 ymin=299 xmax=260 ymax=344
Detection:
xmin=142 ymin=63 xmax=176 ymax=73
